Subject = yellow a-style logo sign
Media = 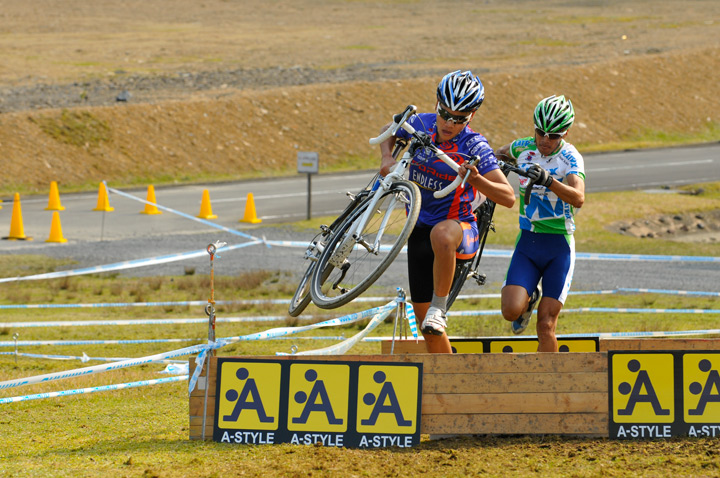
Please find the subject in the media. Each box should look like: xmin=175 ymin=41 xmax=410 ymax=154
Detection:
xmin=356 ymin=365 xmax=419 ymax=434
xmin=214 ymin=358 xmax=422 ymax=447
xmin=684 ymin=354 xmax=720 ymax=424
xmin=609 ymin=351 xmax=720 ymax=439
xmin=287 ymin=363 xmax=349 ymax=432
xmin=612 ymin=353 xmax=674 ymax=423
xmin=217 ymin=361 xmax=281 ymax=431
xmin=489 ymin=339 xmax=597 ymax=353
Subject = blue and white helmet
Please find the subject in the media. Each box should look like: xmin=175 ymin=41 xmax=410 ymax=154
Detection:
xmin=436 ymin=70 xmax=485 ymax=112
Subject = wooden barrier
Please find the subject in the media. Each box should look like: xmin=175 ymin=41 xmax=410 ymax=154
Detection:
xmin=382 ymin=337 xmax=720 ymax=354
xmin=190 ymin=338 xmax=720 ymax=441
xmin=190 ymin=352 xmax=608 ymax=440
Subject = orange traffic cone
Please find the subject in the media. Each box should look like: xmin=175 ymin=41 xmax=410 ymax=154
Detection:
xmin=141 ymin=185 xmax=162 ymax=215
xmin=197 ymin=189 xmax=217 ymax=219
xmin=240 ymin=192 xmax=262 ymax=224
xmin=3 ymin=193 xmax=32 ymax=240
xmin=45 ymin=181 xmax=65 ymax=211
xmin=46 ymin=211 xmax=68 ymax=243
xmin=93 ymin=182 xmax=114 ymax=212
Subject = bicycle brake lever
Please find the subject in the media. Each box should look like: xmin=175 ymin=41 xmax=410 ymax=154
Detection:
xmin=460 ymin=157 xmax=480 ymax=189
xmin=523 ymin=178 xmax=536 ymax=206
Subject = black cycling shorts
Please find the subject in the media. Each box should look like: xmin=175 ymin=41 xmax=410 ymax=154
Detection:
xmin=407 ymin=224 xmax=475 ymax=303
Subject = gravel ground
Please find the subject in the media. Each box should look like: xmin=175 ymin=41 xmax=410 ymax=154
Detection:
xmin=0 ymin=64 xmax=450 ymax=113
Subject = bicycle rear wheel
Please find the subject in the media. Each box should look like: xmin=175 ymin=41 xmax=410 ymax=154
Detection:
xmin=447 ymin=199 xmax=497 ymax=309
xmin=310 ymin=180 xmax=421 ymax=309
xmin=288 ymin=262 xmax=315 ymax=317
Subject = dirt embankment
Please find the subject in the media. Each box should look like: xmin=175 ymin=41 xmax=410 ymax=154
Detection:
xmin=0 ymin=46 xmax=718 ymax=194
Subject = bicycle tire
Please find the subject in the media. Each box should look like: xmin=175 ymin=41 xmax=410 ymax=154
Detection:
xmin=310 ymin=179 xmax=421 ymax=309
xmin=447 ymin=200 xmax=497 ymax=309
xmin=288 ymin=261 xmax=315 ymax=317
xmin=287 ymin=186 xmax=376 ymax=316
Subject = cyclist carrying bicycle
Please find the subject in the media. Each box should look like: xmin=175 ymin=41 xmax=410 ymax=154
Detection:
xmin=378 ymin=70 xmax=515 ymax=354
xmin=495 ymin=95 xmax=586 ymax=353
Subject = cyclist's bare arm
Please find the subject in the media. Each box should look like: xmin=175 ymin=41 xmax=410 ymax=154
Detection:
xmin=549 ymin=173 xmax=585 ymax=209
xmin=457 ymin=163 xmax=515 ymax=208
xmin=494 ymin=143 xmax=514 ymax=162
xmin=378 ymin=122 xmax=397 ymax=177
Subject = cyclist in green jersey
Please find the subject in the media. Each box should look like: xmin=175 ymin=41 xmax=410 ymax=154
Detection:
xmin=494 ymin=95 xmax=586 ymax=352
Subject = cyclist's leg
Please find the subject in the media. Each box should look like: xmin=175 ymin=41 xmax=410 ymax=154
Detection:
xmin=408 ymin=226 xmax=451 ymax=353
xmin=501 ymin=231 xmax=542 ymax=322
xmin=535 ymin=234 xmax=575 ymax=352
xmin=430 ymin=220 xmax=474 ymax=295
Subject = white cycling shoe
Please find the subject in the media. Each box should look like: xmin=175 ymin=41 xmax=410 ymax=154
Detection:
xmin=422 ymin=307 xmax=447 ymax=336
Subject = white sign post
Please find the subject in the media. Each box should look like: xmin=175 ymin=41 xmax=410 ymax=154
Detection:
xmin=297 ymin=152 xmax=319 ymax=220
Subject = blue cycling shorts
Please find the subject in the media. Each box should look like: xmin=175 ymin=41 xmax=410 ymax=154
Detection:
xmin=503 ymin=229 xmax=575 ymax=304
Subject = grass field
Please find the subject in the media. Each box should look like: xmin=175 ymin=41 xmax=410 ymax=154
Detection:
xmin=0 ymin=184 xmax=719 ymax=477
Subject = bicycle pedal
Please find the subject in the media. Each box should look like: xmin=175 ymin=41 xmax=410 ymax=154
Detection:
xmin=472 ymin=273 xmax=487 ymax=286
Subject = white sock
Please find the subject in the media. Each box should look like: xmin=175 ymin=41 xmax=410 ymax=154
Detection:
xmin=430 ymin=293 xmax=448 ymax=314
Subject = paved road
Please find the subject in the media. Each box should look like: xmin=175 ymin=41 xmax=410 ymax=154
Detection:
xmin=0 ymin=143 xmax=718 ymax=296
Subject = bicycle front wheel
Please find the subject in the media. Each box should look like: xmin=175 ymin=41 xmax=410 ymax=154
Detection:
xmin=310 ymin=180 xmax=421 ymax=309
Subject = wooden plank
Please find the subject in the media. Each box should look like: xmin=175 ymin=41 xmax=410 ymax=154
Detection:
xmin=600 ymin=338 xmax=720 ymax=351
xmin=189 ymin=424 xmax=214 ymax=440
xmin=422 ymin=392 xmax=607 ymax=414
xmin=189 ymin=397 xmax=216 ymax=416
xmin=422 ymin=413 xmax=608 ymax=436
xmin=265 ymin=352 xmax=608 ymax=373
xmin=423 ymin=372 xmax=608 ymax=394
xmin=381 ymin=340 xmax=427 ymax=354
xmin=190 ymin=416 xmax=217 ymax=427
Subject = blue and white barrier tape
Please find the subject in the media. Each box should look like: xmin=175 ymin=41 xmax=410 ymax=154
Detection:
xmin=362 ymin=328 xmax=720 ymax=341
xmin=216 ymin=302 xmax=396 ymax=347
xmin=557 ymin=329 xmax=720 ymax=338
xmin=616 ymin=288 xmax=720 ymax=297
xmin=276 ymin=305 xmax=394 ymax=356
xmin=0 ymin=338 xmax=201 ymax=347
xmin=265 ymin=240 xmax=720 ymax=263
xmin=0 ymin=351 xmax=186 ymax=364
xmin=0 ymin=343 xmax=207 ymax=390
xmin=0 ymin=316 xmax=317 ymax=328
xmin=185 ymin=302 xmax=397 ymax=392
xmin=562 ymin=307 xmax=720 ymax=314
xmin=406 ymin=303 xmax=418 ymax=339
xmin=0 ymin=241 xmax=260 ymax=284
xmin=2 ymin=288 xmax=716 ymax=312
xmin=0 ymin=375 xmax=188 ymax=404
xmin=107 ymin=186 xmax=263 ymax=242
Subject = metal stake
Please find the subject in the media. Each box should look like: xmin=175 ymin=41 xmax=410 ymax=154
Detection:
xmin=13 ymin=333 xmax=19 ymax=364
xmin=201 ymin=240 xmax=226 ymax=440
xmin=391 ymin=288 xmax=407 ymax=355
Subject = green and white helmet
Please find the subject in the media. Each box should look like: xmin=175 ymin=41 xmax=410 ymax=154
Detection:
xmin=533 ymin=95 xmax=575 ymax=133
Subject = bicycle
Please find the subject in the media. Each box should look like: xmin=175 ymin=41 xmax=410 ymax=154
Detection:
xmin=288 ymin=118 xmax=413 ymax=317
xmin=307 ymin=104 xmax=477 ymax=310
xmin=287 ymin=175 xmax=377 ymax=316
xmin=445 ymin=159 xmax=534 ymax=309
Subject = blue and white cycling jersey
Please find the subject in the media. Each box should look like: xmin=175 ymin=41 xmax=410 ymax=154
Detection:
xmin=508 ymin=137 xmax=585 ymax=235
xmin=394 ymin=113 xmax=500 ymax=227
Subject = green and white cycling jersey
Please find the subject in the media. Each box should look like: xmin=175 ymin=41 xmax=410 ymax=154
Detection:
xmin=508 ymin=136 xmax=585 ymax=235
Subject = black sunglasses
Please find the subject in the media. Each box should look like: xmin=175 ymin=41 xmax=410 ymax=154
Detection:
xmin=535 ymin=127 xmax=567 ymax=140
xmin=436 ymin=104 xmax=472 ymax=125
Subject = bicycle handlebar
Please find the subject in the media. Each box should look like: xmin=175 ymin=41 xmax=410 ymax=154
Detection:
xmin=498 ymin=160 xmax=536 ymax=206
xmin=368 ymin=105 xmax=466 ymax=199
